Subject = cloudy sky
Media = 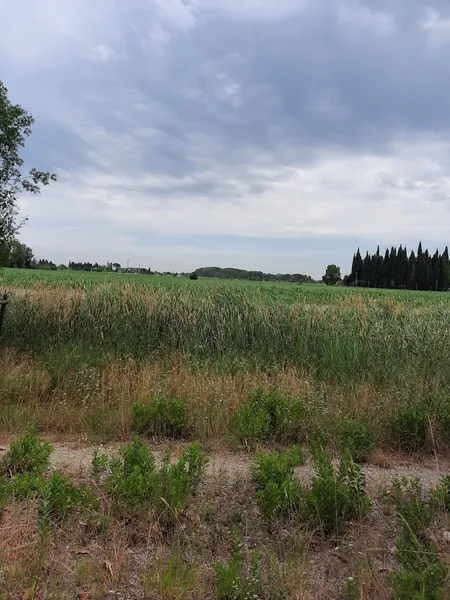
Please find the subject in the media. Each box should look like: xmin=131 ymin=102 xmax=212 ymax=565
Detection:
xmin=1 ymin=0 xmax=450 ymax=277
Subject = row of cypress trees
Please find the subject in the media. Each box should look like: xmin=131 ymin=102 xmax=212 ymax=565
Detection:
xmin=346 ymin=243 xmax=450 ymax=291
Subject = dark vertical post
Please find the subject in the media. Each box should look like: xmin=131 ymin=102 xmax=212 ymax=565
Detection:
xmin=0 ymin=294 xmax=8 ymax=336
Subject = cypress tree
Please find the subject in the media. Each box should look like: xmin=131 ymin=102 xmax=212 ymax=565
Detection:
xmin=407 ymin=251 xmax=416 ymax=290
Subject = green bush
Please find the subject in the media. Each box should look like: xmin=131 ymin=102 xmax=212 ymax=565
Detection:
xmin=8 ymin=470 xmax=95 ymax=520
xmin=391 ymin=405 xmax=429 ymax=452
xmin=10 ymin=472 xmax=47 ymax=499
xmin=236 ymin=388 xmax=304 ymax=445
xmin=339 ymin=418 xmax=374 ymax=462
xmin=46 ymin=472 xmax=97 ymax=520
xmin=304 ymin=449 xmax=371 ymax=535
xmin=391 ymin=477 xmax=448 ymax=599
xmin=214 ymin=527 xmax=261 ymax=600
xmin=99 ymin=438 xmax=208 ymax=521
xmin=431 ymin=476 xmax=450 ymax=511
xmin=132 ymin=395 xmax=188 ymax=439
xmin=1 ymin=430 xmax=53 ymax=476
xmin=252 ymin=446 xmax=303 ymax=488
xmin=252 ymin=447 xmax=303 ymax=522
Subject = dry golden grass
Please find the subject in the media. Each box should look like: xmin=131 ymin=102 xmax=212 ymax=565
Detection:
xmin=1 ymin=347 xmax=448 ymax=454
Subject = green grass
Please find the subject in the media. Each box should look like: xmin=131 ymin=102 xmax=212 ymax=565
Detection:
xmin=1 ymin=268 xmax=450 ymax=448
xmin=2 ymin=268 xmax=450 ymax=379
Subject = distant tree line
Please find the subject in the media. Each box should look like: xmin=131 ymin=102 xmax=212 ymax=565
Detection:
xmin=345 ymin=243 xmax=450 ymax=291
xmin=6 ymin=240 xmax=57 ymax=270
xmin=194 ymin=266 xmax=315 ymax=283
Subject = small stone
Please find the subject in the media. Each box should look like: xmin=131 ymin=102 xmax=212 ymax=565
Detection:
xmin=443 ymin=531 xmax=450 ymax=543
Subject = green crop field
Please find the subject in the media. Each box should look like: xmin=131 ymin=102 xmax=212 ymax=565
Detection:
xmin=1 ymin=266 xmax=450 ymax=447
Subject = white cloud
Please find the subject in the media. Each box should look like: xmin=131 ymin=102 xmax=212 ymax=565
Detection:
xmin=20 ymin=132 xmax=450 ymax=248
xmin=88 ymin=44 xmax=116 ymax=62
xmin=338 ymin=4 xmax=396 ymax=36
xmin=421 ymin=9 xmax=450 ymax=45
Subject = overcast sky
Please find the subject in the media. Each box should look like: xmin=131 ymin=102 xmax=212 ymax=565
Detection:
xmin=1 ymin=1 xmax=450 ymax=277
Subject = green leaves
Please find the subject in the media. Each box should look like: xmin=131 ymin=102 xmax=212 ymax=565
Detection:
xmin=0 ymin=80 xmax=56 ymax=263
xmin=1 ymin=429 xmax=53 ymax=477
xmin=97 ymin=437 xmax=208 ymax=522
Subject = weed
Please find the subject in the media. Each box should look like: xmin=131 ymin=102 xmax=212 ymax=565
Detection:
xmin=390 ymin=406 xmax=429 ymax=452
xmin=92 ymin=449 xmax=109 ymax=476
xmin=392 ymin=477 xmax=433 ymax=535
xmin=100 ymin=437 xmax=207 ymax=521
xmin=431 ymin=476 xmax=450 ymax=511
xmin=304 ymin=449 xmax=371 ymax=535
xmin=46 ymin=472 xmax=97 ymax=520
xmin=339 ymin=418 xmax=373 ymax=462
xmin=252 ymin=447 xmax=303 ymax=522
xmin=9 ymin=472 xmax=47 ymax=499
xmin=214 ymin=527 xmax=262 ymax=600
xmin=236 ymin=388 xmax=304 ymax=445
xmin=142 ymin=553 xmax=196 ymax=599
xmin=133 ymin=395 xmax=188 ymax=439
xmin=391 ymin=477 xmax=448 ymax=599
xmin=1 ymin=430 xmax=52 ymax=476
xmin=252 ymin=446 xmax=303 ymax=488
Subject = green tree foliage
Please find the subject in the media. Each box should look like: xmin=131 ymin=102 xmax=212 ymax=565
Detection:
xmin=0 ymin=81 xmax=56 ymax=265
xmin=7 ymin=239 xmax=34 ymax=268
xmin=346 ymin=242 xmax=450 ymax=291
xmin=194 ymin=266 xmax=315 ymax=283
xmin=322 ymin=264 xmax=342 ymax=286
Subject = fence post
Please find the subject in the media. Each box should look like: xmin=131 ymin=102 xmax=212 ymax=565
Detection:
xmin=0 ymin=294 xmax=9 ymax=336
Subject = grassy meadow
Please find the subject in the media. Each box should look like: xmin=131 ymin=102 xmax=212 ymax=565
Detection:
xmin=2 ymin=268 xmax=450 ymax=599
xmin=1 ymin=267 xmax=450 ymax=448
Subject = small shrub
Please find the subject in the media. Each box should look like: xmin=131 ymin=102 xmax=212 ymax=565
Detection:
xmin=339 ymin=418 xmax=374 ymax=462
xmin=103 ymin=437 xmax=158 ymax=510
xmin=391 ymin=477 xmax=448 ymax=599
xmin=189 ymin=272 xmax=198 ymax=280
xmin=10 ymin=472 xmax=47 ymax=499
xmin=236 ymin=388 xmax=304 ymax=445
xmin=304 ymin=449 xmax=371 ymax=535
xmin=431 ymin=476 xmax=450 ymax=511
xmin=92 ymin=449 xmax=109 ymax=476
xmin=46 ymin=472 xmax=97 ymax=520
xmin=252 ymin=447 xmax=303 ymax=522
xmin=132 ymin=395 xmax=188 ymax=439
xmin=391 ymin=405 xmax=429 ymax=452
xmin=158 ymin=442 xmax=208 ymax=522
xmin=1 ymin=430 xmax=52 ymax=476
xmin=236 ymin=401 xmax=271 ymax=444
xmin=214 ymin=527 xmax=262 ymax=600
xmin=9 ymin=470 xmax=95 ymax=520
xmin=100 ymin=438 xmax=208 ymax=521
xmin=252 ymin=446 xmax=303 ymax=488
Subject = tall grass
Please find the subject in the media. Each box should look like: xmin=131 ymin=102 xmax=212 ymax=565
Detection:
xmin=1 ymin=269 xmax=450 ymax=445
xmin=3 ymin=278 xmax=450 ymax=385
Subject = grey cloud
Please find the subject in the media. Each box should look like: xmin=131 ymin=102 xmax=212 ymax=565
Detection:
xmin=2 ymin=0 xmax=450 ymax=270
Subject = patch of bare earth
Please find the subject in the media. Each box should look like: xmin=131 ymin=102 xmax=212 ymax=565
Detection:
xmin=1 ymin=442 xmax=449 ymax=599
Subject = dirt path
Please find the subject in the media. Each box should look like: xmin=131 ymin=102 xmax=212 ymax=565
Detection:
xmin=40 ymin=442 xmax=450 ymax=495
